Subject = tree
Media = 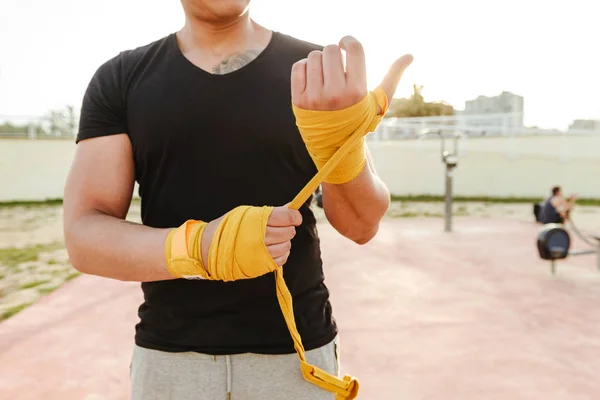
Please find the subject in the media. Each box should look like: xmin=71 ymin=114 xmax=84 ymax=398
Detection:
xmin=0 ymin=122 xmax=27 ymax=134
xmin=65 ymin=105 xmax=77 ymax=136
xmin=45 ymin=106 xmax=78 ymax=137
xmin=384 ymin=84 xmax=454 ymax=118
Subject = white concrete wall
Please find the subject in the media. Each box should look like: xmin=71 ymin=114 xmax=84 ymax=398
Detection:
xmin=368 ymin=135 xmax=600 ymax=198
xmin=0 ymin=139 xmax=77 ymax=201
xmin=1 ymin=136 xmax=600 ymax=202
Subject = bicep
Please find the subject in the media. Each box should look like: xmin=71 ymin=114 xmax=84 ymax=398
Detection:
xmin=63 ymin=134 xmax=135 ymax=224
xmin=64 ymin=53 xmax=133 ymax=222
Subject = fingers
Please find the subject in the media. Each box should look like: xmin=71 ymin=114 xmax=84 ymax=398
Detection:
xmin=379 ymin=54 xmax=413 ymax=103
xmin=272 ymin=254 xmax=290 ymax=267
xmin=266 ymin=206 xmax=301 ymax=266
xmin=322 ymin=45 xmax=345 ymax=89
xmin=291 ymin=59 xmax=307 ymax=105
xmin=267 ymin=207 xmax=302 ymax=227
xmin=297 ymin=35 xmax=411 ymax=112
xmin=306 ymin=50 xmax=324 ymax=95
xmin=267 ymin=241 xmax=292 ymax=260
xmin=339 ymin=36 xmax=366 ymax=91
xmin=264 ymin=226 xmax=296 ymax=245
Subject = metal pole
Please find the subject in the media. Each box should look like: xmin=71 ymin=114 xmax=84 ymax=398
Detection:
xmin=444 ymin=166 xmax=453 ymax=232
xmin=440 ymin=134 xmax=445 ymax=162
xmin=453 ymin=133 xmax=459 ymax=155
xmin=551 ymin=259 xmax=556 ymax=275
xmin=28 ymin=123 xmax=36 ymax=140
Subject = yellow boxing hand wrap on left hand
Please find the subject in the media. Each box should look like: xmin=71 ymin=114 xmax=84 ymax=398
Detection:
xmin=292 ymin=87 xmax=389 ymax=185
xmin=164 ymin=219 xmax=207 ymax=279
xmin=165 ymin=206 xmax=277 ymax=281
xmin=164 ymin=87 xmax=389 ymax=400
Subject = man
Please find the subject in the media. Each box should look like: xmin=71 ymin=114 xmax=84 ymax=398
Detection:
xmin=63 ymin=0 xmax=412 ymax=398
xmin=538 ymin=186 xmax=577 ymax=224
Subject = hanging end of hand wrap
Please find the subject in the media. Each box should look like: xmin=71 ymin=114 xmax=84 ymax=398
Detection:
xmin=300 ymin=361 xmax=360 ymax=399
xmin=337 ymin=375 xmax=359 ymax=400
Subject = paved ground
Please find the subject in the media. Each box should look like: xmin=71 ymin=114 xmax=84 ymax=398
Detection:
xmin=0 ymin=217 xmax=599 ymax=400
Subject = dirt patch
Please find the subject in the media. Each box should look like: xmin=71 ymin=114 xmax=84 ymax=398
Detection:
xmin=0 ymin=204 xmax=141 ymax=321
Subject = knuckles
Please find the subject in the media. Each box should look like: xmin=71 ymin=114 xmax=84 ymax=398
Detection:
xmin=307 ymin=96 xmax=322 ymax=110
xmin=346 ymin=87 xmax=366 ymax=104
xmin=323 ymin=93 xmax=343 ymax=109
xmin=298 ymin=86 xmax=364 ymax=110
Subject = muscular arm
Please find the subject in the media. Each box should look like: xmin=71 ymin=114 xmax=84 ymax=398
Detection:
xmin=321 ymin=146 xmax=390 ymax=245
xmin=290 ymin=36 xmax=410 ymax=246
xmin=63 ymin=134 xmax=174 ymax=282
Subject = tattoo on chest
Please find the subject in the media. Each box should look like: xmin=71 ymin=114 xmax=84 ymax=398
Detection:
xmin=212 ymin=49 xmax=261 ymax=74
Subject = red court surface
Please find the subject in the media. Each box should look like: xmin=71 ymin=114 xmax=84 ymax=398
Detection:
xmin=0 ymin=217 xmax=599 ymax=400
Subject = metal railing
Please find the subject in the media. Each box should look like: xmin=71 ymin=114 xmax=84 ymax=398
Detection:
xmin=372 ymin=112 xmax=600 ymax=140
xmin=0 ymin=114 xmax=77 ymax=139
xmin=369 ymin=113 xmax=600 ymax=163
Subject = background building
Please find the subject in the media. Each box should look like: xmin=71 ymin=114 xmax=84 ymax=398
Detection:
xmin=462 ymin=91 xmax=524 ymax=128
xmin=569 ymin=119 xmax=600 ymax=132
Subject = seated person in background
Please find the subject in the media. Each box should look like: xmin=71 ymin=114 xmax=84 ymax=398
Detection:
xmin=538 ymin=185 xmax=576 ymax=224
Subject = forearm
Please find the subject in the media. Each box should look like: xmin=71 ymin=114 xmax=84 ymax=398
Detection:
xmin=64 ymin=211 xmax=174 ymax=282
xmin=322 ymin=152 xmax=390 ymax=244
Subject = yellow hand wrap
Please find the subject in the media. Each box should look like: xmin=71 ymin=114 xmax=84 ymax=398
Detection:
xmin=165 ymin=87 xmax=389 ymax=399
xmin=292 ymin=88 xmax=388 ymax=185
xmin=165 ymin=206 xmax=277 ymax=281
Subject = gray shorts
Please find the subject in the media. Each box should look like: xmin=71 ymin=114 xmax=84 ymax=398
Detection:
xmin=130 ymin=337 xmax=340 ymax=400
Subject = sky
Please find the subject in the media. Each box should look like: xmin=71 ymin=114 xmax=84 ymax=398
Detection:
xmin=0 ymin=0 xmax=598 ymax=129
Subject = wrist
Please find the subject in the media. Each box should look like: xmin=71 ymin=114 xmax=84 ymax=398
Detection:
xmin=319 ymin=138 xmax=367 ymax=184
xmin=164 ymin=219 xmax=209 ymax=279
xmin=201 ymin=217 xmax=223 ymax=270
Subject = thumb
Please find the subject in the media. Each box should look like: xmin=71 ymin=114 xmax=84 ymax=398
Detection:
xmin=379 ymin=54 xmax=414 ymax=104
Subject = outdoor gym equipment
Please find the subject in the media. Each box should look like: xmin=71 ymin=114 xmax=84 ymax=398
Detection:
xmin=419 ymin=129 xmax=464 ymax=232
xmin=537 ymin=219 xmax=600 ymax=274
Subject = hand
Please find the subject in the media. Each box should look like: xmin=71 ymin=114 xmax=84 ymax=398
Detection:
xmin=291 ymin=36 xmax=413 ymax=113
xmin=264 ymin=206 xmax=303 ymax=266
xmin=201 ymin=206 xmax=302 ymax=267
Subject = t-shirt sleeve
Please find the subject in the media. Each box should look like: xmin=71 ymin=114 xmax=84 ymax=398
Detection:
xmin=76 ymin=54 xmax=128 ymax=143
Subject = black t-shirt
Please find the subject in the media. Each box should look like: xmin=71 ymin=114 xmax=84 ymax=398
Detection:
xmin=77 ymin=31 xmax=338 ymax=355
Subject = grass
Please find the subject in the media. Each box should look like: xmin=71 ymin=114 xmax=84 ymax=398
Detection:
xmin=2 ymin=196 xmax=599 ymax=209
xmin=39 ymin=286 xmax=60 ymax=295
xmin=0 ymin=242 xmax=64 ymax=268
xmin=20 ymin=280 xmax=50 ymax=290
xmin=1 ymin=303 xmax=32 ymax=320
xmin=65 ymin=271 xmax=81 ymax=281
xmin=0 ymin=198 xmax=63 ymax=209
xmin=388 ymin=210 xmax=445 ymax=218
